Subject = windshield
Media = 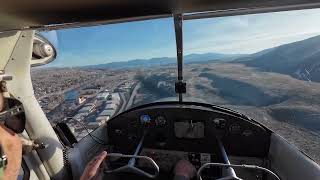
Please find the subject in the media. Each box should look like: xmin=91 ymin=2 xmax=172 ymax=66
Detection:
xmin=31 ymin=9 xmax=320 ymax=163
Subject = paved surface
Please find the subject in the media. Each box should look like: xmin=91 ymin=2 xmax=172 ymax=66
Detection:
xmin=117 ymin=92 xmax=127 ymax=114
xmin=125 ymin=82 xmax=141 ymax=111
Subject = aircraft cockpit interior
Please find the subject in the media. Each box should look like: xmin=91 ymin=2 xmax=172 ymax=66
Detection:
xmin=0 ymin=1 xmax=320 ymax=180
xmin=103 ymin=102 xmax=274 ymax=180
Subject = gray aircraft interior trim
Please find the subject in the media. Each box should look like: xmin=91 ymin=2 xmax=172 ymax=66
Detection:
xmin=269 ymin=133 xmax=320 ymax=180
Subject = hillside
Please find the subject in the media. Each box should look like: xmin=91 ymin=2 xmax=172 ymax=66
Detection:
xmin=239 ymin=35 xmax=320 ymax=82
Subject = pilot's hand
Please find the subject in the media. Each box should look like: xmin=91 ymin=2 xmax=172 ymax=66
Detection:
xmin=174 ymin=159 xmax=196 ymax=180
xmin=80 ymin=151 xmax=108 ymax=180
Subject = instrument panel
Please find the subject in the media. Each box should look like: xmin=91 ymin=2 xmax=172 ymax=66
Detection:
xmin=108 ymin=103 xmax=270 ymax=158
xmin=174 ymin=120 xmax=204 ymax=139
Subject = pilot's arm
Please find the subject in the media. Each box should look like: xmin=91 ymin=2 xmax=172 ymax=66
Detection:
xmin=0 ymin=123 xmax=22 ymax=180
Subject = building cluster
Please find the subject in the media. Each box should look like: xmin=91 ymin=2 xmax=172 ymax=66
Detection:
xmin=31 ymin=67 xmax=138 ymax=140
xmin=67 ymin=80 xmax=140 ymax=140
xmin=32 ymin=68 xmax=106 ymax=114
xmin=32 ymin=68 xmax=101 ymax=98
xmin=68 ymin=88 xmax=123 ymax=140
xmin=38 ymin=95 xmax=64 ymax=113
xmin=87 ymin=92 xmax=121 ymax=128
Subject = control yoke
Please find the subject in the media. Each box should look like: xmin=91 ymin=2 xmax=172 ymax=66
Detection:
xmin=197 ymin=163 xmax=281 ymax=180
xmin=104 ymin=133 xmax=160 ymax=179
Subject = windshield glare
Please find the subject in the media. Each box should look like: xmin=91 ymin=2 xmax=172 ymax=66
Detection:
xmin=31 ymin=9 xmax=320 ymax=164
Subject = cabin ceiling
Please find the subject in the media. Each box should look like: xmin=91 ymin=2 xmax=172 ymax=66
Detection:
xmin=1 ymin=0 xmax=320 ymax=32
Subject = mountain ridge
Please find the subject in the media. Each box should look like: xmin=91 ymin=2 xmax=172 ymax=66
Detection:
xmin=238 ymin=35 xmax=320 ymax=82
xmin=82 ymin=52 xmax=243 ymax=69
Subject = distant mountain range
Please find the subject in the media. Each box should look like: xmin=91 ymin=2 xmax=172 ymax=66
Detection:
xmin=237 ymin=35 xmax=320 ymax=82
xmin=83 ymin=35 xmax=320 ymax=82
xmin=84 ymin=53 xmax=242 ymax=69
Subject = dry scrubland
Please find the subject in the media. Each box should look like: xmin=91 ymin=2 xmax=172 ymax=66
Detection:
xmin=135 ymin=62 xmax=320 ymax=164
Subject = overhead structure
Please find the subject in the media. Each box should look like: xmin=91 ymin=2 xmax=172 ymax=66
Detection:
xmin=2 ymin=0 xmax=320 ymax=32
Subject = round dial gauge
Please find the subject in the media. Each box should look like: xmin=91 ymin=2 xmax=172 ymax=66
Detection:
xmin=155 ymin=116 xmax=167 ymax=126
xmin=229 ymin=123 xmax=241 ymax=134
xmin=140 ymin=114 xmax=151 ymax=124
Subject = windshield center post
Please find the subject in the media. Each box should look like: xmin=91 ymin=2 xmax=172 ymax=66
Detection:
xmin=173 ymin=13 xmax=186 ymax=102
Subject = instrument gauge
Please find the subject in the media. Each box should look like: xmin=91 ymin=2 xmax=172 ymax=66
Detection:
xmin=155 ymin=116 xmax=167 ymax=126
xmin=242 ymin=129 xmax=253 ymax=137
xmin=140 ymin=114 xmax=151 ymax=124
xmin=229 ymin=123 xmax=241 ymax=134
xmin=212 ymin=118 xmax=226 ymax=129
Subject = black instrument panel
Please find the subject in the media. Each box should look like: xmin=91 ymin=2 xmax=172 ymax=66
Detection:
xmin=107 ymin=103 xmax=270 ymax=157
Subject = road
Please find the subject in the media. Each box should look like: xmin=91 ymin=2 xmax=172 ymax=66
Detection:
xmin=117 ymin=92 xmax=127 ymax=114
xmin=125 ymin=82 xmax=141 ymax=110
xmin=116 ymin=82 xmax=141 ymax=114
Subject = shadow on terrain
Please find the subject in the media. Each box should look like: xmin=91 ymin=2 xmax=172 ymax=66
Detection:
xmin=269 ymin=107 xmax=320 ymax=133
xmin=199 ymin=72 xmax=288 ymax=107
xmin=135 ymin=74 xmax=176 ymax=104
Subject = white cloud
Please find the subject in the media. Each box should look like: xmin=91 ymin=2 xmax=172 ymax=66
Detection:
xmin=184 ymin=8 xmax=320 ymax=54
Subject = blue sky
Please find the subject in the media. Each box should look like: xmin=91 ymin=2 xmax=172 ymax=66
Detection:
xmin=42 ymin=8 xmax=320 ymax=67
